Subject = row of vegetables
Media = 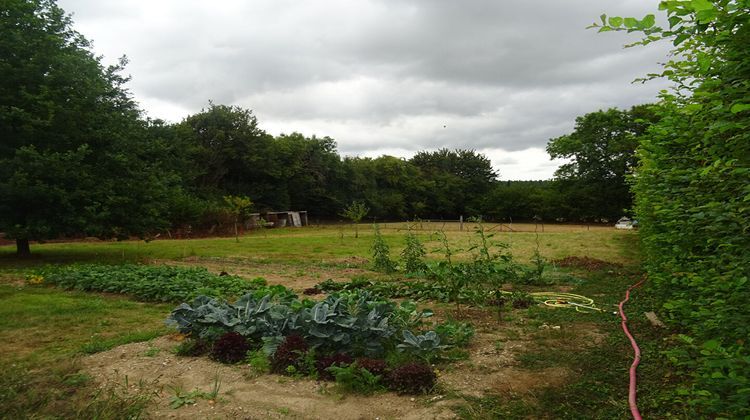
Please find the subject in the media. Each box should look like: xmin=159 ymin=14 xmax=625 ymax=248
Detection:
xmin=167 ymin=289 xmax=472 ymax=394
xmin=31 ymin=263 xmax=476 ymax=394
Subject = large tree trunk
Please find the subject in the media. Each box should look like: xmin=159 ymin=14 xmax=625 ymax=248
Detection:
xmin=16 ymin=238 xmax=31 ymax=257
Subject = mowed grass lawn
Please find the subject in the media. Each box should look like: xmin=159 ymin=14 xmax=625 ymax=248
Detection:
xmin=0 ymin=224 xmax=659 ymax=418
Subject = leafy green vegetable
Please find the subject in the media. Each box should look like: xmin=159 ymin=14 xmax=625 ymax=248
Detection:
xmin=34 ymin=264 xmax=287 ymax=303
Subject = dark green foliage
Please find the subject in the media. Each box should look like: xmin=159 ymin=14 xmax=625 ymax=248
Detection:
xmin=167 ymin=290 xmax=451 ymax=362
xmin=481 ymin=180 xmax=557 ymax=221
xmin=596 ymin=1 xmax=750 ymax=415
xmin=370 ymin=225 xmax=395 ymax=273
xmin=546 ymin=106 xmax=657 ymax=221
xmin=386 ymin=362 xmax=436 ymax=394
xmin=211 ymin=332 xmax=250 ymax=364
xmin=36 ymin=264 xmax=278 ymax=303
xmin=316 ymin=353 xmax=354 ymax=381
xmin=0 ymin=0 xmax=178 ymax=256
xmin=410 ymin=148 xmax=497 ymax=218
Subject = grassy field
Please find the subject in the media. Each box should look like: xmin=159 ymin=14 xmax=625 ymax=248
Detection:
xmin=0 ymin=223 xmax=639 ymax=267
xmin=0 ymin=224 xmax=678 ymax=418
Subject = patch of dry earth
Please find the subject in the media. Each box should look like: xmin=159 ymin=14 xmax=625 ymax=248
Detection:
xmin=157 ymin=257 xmax=371 ymax=292
xmin=83 ymin=336 xmax=457 ymax=420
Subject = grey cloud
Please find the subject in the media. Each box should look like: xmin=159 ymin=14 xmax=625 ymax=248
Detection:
xmin=57 ymin=0 xmax=672 ymax=179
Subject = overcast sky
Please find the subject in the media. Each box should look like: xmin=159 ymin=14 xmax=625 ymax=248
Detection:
xmin=58 ymin=0 xmax=670 ymax=180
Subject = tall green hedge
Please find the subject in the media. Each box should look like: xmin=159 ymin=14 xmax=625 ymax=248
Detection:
xmin=597 ymin=1 xmax=750 ymax=416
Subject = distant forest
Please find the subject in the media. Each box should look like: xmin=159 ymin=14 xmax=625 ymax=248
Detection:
xmin=141 ymin=103 xmax=644 ymax=230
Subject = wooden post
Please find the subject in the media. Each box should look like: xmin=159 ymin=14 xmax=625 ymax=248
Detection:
xmin=459 ymin=215 xmax=464 ymax=231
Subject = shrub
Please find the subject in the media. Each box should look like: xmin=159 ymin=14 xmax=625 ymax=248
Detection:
xmin=211 ymin=332 xmax=250 ymax=364
xmin=271 ymin=335 xmax=308 ymax=374
xmin=386 ymin=362 xmax=436 ymax=394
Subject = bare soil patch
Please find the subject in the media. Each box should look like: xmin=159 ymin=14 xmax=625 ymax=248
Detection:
xmin=80 ymin=302 xmax=603 ymax=419
xmin=157 ymin=258 xmax=370 ymax=292
xmin=82 ymin=336 xmax=456 ymax=419
xmin=438 ymin=332 xmax=569 ymax=398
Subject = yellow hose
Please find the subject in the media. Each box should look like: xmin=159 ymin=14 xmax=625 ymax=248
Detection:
xmin=527 ymin=292 xmax=603 ymax=313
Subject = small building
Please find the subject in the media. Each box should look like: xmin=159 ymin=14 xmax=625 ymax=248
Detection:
xmin=247 ymin=211 xmax=308 ymax=228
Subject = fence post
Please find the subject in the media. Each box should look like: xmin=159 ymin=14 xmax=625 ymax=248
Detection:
xmin=459 ymin=215 xmax=463 ymax=231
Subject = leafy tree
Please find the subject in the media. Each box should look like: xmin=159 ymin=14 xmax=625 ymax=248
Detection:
xmin=595 ymin=2 xmax=750 ymax=415
xmin=410 ymin=149 xmax=497 ymax=218
xmin=273 ymin=133 xmax=346 ymax=217
xmin=342 ymin=156 xmax=427 ymax=220
xmin=341 ymin=201 xmax=369 ymax=238
xmin=176 ymin=103 xmax=272 ymax=199
xmin=0 ymin=0 xmax=173 ymax=256
xmin=546 ymin=106 xmax=657 ymax=221
xmin=481 ymin=180 xmax=558 ymax=221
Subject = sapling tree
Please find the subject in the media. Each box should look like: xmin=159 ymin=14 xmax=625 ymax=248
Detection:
xmin=223 ymin=195 xmax=253 ymax=242
xmin=341 ymin=201 xmax=369 ymax=238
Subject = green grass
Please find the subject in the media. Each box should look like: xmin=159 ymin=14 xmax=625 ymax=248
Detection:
xmin=451 ymin=266 xmax=687 ymax=419
xmin=0 ymin=224 xmax=649 ymax=418
xmin=0 ymin=284 xmax=171 ymax=418
xmin=0 ymin=285 xmax=171 ymax=364
xmin=0 ymin=224 xmax=639 ymax=269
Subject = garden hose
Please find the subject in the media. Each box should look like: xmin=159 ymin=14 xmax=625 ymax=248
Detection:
xmin=619 ymin=277 xmax=646 ymax=420
xmin=528 ymin=292 xmax=603 ymax=313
